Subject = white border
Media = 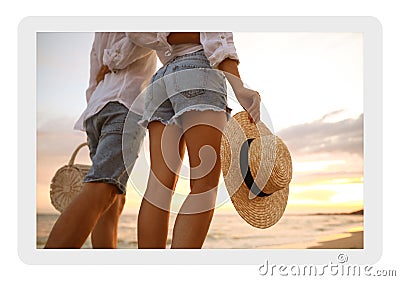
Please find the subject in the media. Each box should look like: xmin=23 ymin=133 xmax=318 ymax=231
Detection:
xmin=18 ymin=16 xmax=382 ymax=265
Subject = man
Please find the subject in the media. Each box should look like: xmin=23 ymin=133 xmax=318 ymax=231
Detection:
xmin=45 ymin=32 xmax=155 ymax=248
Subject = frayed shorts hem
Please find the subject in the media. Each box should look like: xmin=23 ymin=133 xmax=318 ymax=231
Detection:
xmin=140 ymin=106 xmax=230 ymax=128
xmin=83 ymin=177 xmax=126 ymax=195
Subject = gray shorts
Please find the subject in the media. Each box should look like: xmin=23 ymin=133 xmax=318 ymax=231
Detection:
xmin=140 ymin=50 xmax=231 ymax=128
xmin=83 ymin=102 xmax=145 ymax=194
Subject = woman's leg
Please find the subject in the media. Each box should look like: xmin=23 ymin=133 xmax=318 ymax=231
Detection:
xmin=137 ymin=121 xmax=185 ymax=248
xmin=171 ymin=110 xmax=227 ymax=248
xmin=91 ymin=194 xmax=126 ymax=248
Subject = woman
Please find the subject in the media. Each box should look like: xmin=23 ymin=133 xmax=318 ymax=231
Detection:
xmin=127 ymin=32 xmax=261 ymax=248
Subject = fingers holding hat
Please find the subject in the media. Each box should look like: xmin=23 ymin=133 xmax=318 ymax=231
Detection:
xmin=246 ymin=92 xmax=261 ymax=123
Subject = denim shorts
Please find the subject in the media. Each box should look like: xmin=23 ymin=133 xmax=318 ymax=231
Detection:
xmin=140 ymin=50 xmax=231 ymax=127
xmin=83 ymin=102 xmax=146 ymax=194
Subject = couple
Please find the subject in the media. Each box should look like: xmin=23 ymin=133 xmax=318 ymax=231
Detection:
xmin=45 ymin=32 xmax=261 ymax=249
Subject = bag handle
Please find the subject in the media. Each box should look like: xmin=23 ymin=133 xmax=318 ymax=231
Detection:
xmin=68 ymin=142 xmax=88 ymax=166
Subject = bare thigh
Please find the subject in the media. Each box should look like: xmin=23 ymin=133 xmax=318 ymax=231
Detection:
xmin=144 ymin=121 xmax=185 ymax=208
xmin=179 ymin=110 xmax=227 ymax=213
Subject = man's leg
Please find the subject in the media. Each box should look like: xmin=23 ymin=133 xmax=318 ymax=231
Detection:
xmin=45 ymin=182 xmax=118 ymax=249
xmin=91 ymin=194 xmax=126 ymax=248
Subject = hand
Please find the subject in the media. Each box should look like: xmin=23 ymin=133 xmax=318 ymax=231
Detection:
xmin=235 ymin=86 xmax=261 ymax=123
xmin=96 ymin=65 xmax=111 ymax=85
xmin=216 ymin=59 xmax=261 ymax=123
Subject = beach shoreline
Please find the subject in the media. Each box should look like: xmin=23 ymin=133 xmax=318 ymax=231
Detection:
xmin=37 ymin=213 xmax=363 ymax=249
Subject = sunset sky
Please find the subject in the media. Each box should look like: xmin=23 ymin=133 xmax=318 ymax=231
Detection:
xmin=36 ymin=32 xmax=363 ymax=214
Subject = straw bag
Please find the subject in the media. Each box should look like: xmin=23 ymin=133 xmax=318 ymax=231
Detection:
xmin=50 ymin=143 xmax=91 ymax=213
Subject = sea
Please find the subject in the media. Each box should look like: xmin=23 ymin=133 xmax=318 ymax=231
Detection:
xmin=36 ymin=212 xmax=363 ymax=249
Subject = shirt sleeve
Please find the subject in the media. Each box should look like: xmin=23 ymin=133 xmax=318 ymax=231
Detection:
xmin=200 ymin=32 xmax=240 ymax=68
xmin=85 ymin=42 xmax=99 ymax=103
xmin=125 ymin=32 xmax=173 ymax=57
xmin=103 ymin=35 xmax=154 ymax=72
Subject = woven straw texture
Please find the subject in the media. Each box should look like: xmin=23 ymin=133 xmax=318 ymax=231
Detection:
xmin=221 ymin=111 xmax=292 ymax=229
xmin=50 ymin=143 xmax=90 ymax=213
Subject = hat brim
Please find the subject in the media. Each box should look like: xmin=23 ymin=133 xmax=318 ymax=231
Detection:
xmin=221 ymin=111 xmax=290 ymax=229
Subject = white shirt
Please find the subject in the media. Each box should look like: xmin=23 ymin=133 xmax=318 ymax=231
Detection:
xmin=74 ymin=32 xmax=157 ymax=131
xmin=125 ymin=32 xmax=240 ymax=67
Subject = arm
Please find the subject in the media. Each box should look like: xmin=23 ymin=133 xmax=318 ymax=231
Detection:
xmin=200 ymin=32 xmax=240 ymax=68
xmin=202 ymin=32 xmax=260 ymax=122
xmin=96 ymin=34 xmax=155 ymax=85
xmin=95 ymin=65 xmax=111 ymax=86
xmin=218 ymin=58 xmax=261 ymax=123
xmin=125 ymin=32 xmax=172 ymax=52
xmin=103 ymin=35 xmax=154 ymax=72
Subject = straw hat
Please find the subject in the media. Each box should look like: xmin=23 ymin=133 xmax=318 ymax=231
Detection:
xmin=50 ymin=143 xmax=90 ymax=213
xmin=220 ymin=111 xmax=292 ymax=229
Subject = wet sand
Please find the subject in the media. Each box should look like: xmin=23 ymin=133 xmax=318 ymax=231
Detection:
xmin=269 ymin=228 xmax=363 ymax=249
xmin=308 ymin=230 xmax=363 ymax=249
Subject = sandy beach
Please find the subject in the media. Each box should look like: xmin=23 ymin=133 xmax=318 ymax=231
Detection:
xmin=308 ymin=230 xmax=363 ymax=249
xmin=269 ymin=226 xmax=363 ymax=249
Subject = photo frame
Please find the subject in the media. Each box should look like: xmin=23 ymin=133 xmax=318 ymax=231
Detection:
xmin=18 ymin=16 xmax=382 ymax=265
